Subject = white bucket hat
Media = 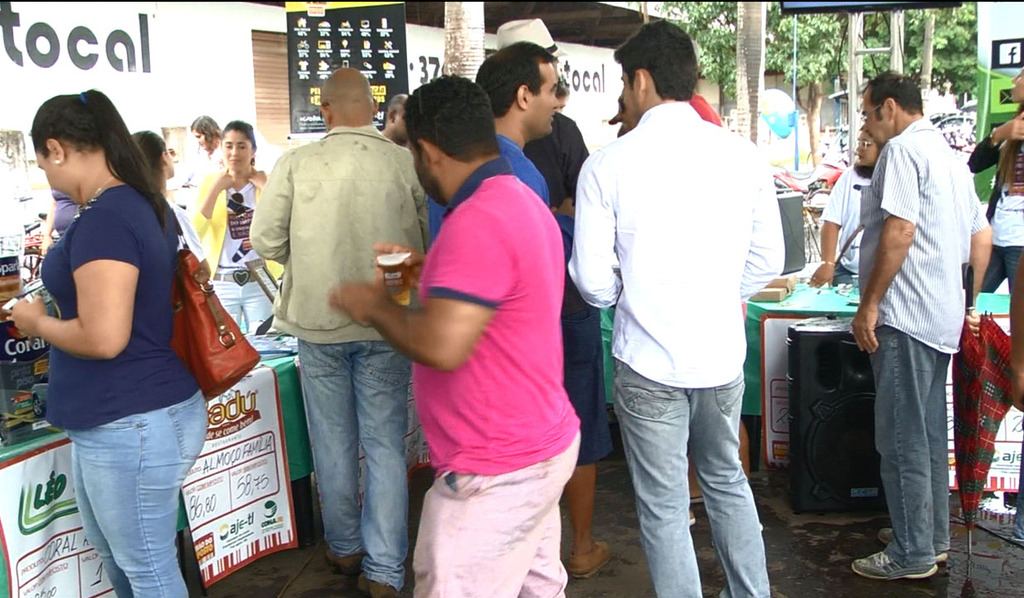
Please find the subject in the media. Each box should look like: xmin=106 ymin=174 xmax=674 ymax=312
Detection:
xmin=496 ymin=18 xmax=566 ymax=57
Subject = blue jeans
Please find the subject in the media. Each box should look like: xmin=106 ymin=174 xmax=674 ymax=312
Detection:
xmin=613 ymin=361 xmax=769 ymax=598
xmin=298 ymin=340 xmax=409 ymax=590
xmin=980 ymin=244 xmax=1023 ymax=293
xmin=870 ymin=326 xmax=951 ymax=567
xmin=68 ymin=391 xmax=207 ymax=598
xmin=212 ymin=279 xmax=273 ymax=334
xmin=832 ymin=263 xmax=856 ymax=286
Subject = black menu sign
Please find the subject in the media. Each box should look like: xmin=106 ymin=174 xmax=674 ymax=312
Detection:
xmin=286 ymin=2 xmax=409 ymax=134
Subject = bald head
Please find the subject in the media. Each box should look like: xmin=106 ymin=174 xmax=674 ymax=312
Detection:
xmin=320 ymin=68 xmax=376 ymax=128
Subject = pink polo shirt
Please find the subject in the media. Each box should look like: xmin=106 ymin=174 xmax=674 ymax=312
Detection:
xmin=414 ymin=158 xmax=580 ymax=476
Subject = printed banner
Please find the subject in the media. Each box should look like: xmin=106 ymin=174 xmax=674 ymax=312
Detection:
xmin=761 ymin=316 xmax=803 ymax=469
xmin=286 ymin=1 xmax=410 ymax=133
xmin=760 ymin=314 xmax=1021 ymax=492
xmin=0 ymin=437 xmax=114 ymax=598
xmin=183 ymin=366 xmax=296 ymax=586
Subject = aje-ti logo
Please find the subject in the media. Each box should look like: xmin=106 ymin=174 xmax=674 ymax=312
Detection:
xmin=0 ymin=2 xmax=151 ymax=72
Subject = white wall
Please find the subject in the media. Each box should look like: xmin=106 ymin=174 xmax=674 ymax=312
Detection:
xmin=405 ymin=24 xmax=623 ymax=151
xmin=0 ymin=2 xmax=287 ymax=152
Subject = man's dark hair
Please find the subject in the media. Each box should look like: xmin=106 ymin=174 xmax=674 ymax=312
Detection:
xmin=864 ymin=72 xmax=924 ymax=115
xmin=614 ymin=20 xmax=697 ymax=101
xmin=386 ymin=94 xmax=407 ymax=117
xmin=475 ymin=42 xmax=557 ymax=118
xmin=555 ymin=77 xmax=570 ymax=100
xmin=404 ymin=76 xmax=499 ymax=162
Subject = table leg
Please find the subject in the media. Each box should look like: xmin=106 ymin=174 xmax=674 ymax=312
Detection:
xmin=291 ymin=475 xmax=316 ymax=548
xmin=742 ymin=415 xmax=761 ymax=473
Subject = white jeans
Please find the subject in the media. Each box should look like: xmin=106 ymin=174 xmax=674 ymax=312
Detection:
xmin=212 ymin=279 xmax=272 ymax=334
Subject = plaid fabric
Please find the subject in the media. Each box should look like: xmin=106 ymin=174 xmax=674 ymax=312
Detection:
xmin=952 ymin=315 xmax=1013 ymax=527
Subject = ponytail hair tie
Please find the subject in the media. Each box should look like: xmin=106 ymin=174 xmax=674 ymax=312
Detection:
xmin=79 ymin=92 xmax=88 ymax=105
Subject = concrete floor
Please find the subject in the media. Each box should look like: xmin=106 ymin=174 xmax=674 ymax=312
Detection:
xmin=191 ymin=426 xmax=1024 ymax=598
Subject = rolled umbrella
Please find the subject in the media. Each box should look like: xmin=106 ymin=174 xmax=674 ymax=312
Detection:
xmin=952 ymin=313 xmax=1014 ymax=556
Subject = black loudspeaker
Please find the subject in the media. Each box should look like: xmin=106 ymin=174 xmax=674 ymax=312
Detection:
xmin=777 ymin=191 xmax=806 ymax=275
xmin=787 ymin=317 xmax=887 ymax=513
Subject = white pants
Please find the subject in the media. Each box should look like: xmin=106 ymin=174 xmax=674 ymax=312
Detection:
xmin=212 ymin=279 xmax=272 ymax=334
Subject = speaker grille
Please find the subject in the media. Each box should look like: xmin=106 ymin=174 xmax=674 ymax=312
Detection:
xmin=788 ymin=317 xmax=887 ymax=513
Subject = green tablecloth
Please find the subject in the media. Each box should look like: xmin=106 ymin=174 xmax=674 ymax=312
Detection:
xmin=742 ymin=287 xmax=1010 ymax=416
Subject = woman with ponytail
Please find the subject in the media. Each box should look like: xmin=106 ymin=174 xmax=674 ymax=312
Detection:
xmin=970 ymin=67 xmax=1024 ymax=292
xmin=133 ymin=130 xmax=206 ymax=265
xmin=9 ymin=90 xmax=206 ymax=598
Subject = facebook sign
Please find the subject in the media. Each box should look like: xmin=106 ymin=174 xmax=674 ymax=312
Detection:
xmin=993 ymin=39 xmax=1024 ymax=69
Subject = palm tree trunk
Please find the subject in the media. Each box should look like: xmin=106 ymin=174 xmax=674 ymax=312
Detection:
xmin=736 ymin=2 xmax=766 ymax=145
xmin=443 ymin=2 xmax=485 ymax=80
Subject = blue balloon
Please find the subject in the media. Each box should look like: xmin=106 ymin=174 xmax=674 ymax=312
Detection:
xmin=760 ymin=89 xmax=797 ymax=138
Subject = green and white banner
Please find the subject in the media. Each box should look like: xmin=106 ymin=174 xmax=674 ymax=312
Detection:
xmin=0 ymin=438 xmax=112 ymax=598
xmin=974 ymin=2 xmax=1024 ymax=198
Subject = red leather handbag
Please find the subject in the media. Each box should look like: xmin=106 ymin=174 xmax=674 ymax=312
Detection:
xmin=171 ymin=248 xmax=259 ymax=398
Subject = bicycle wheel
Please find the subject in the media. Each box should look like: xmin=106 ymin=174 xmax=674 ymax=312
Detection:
xmin=21 ymin=248 xmax=42 ymax=285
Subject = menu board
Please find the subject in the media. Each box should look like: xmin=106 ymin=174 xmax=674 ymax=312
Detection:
xmin=183 ymin=366 xmax=297 ymax=587
xmin=286 ymin=2 xmax=410 ymax=134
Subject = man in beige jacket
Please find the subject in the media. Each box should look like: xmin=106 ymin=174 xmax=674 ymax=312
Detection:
xmin=250 ymin=69 xmax=427 ymax=598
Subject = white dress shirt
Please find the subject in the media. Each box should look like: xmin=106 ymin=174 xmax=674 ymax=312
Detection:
xmin=569 ymin=102 xmax=784 ymax=388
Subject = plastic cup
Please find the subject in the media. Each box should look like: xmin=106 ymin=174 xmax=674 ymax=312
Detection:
xmin=377 ymin=252 xmax=412 ymax=306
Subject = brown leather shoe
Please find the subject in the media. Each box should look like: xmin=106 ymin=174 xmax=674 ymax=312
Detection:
xmin=566 ymin=541 xmax=612 ymax=579
xmin=325 ymin=551 xmax=364 ymax=576
xmin=357 ymin=573 xmax=398 ymax=598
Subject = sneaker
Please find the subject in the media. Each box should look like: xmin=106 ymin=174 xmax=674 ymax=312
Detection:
xmin=325 ymin=551 xmax=364 ymax=576
xmin=851 ymin=551 xmax=937 ymax=581
xmin=689 ymin=510 xmax=696 ymax=527
xmin=566 ymin=541 xmax=612 ymax=579
xmin=357 ymin=573 xmax=398 ymax=598
xmin=877 ymin=528 xmax=948 ymax=565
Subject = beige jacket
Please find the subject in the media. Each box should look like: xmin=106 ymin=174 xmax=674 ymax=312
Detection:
xmin=250 ymin=126 xmax=428 ymax=344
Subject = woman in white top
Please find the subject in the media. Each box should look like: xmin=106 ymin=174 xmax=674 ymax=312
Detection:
xmin=132 ymin=131 xmax=206 ymax=264
xmin=970 ymin=67 xmax=1024 ymax=293
xmin=192 ymin=121 xmax=281 ymax=333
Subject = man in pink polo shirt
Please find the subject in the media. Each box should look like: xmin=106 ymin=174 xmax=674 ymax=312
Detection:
xmin=331 ymin=75 xmax=580 ymax=598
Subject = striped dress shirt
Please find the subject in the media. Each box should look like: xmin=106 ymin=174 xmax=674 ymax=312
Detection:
xmin=858 ymin=118 xmax=987 ymax=354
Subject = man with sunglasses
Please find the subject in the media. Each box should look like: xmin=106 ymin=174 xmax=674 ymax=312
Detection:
xmin=851 ymin=72 xmax=992 ymax=581
xmin=251 ymin=68 xmax=428 ymax=598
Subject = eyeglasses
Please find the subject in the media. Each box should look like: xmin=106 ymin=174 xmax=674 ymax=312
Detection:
xmin=857 ymin=139 xmax=874 ymax=148
xmin=227 ymin=192 xmax=248 ymax=215
xmin=860 ymin=104 xmax=883 ymax=121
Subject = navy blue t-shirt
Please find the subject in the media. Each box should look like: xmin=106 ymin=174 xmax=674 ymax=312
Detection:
xmin=41 ymin=186 xmax=199 ymax=429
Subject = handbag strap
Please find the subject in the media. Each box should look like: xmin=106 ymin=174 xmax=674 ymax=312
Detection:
xmin=837 ymin=224 xmax=864 ymax=263
xmin=183 ymin=255 xmax=239 ymax=349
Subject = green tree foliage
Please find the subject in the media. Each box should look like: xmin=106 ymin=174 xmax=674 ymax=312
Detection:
xmin=656 ymin=2 xmax=977 ymax=99
xmin=861 ymin=4 xmax=977 ymax=96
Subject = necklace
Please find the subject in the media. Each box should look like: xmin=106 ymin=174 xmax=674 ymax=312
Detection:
xmin=89 ymin=176 xmax=117 ymax=201
xmin=72 ymin=176 xmax=119 ymax=221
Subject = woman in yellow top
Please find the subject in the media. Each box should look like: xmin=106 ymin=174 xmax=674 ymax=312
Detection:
xmin=192 ymin=120 xmax=282 ymax=333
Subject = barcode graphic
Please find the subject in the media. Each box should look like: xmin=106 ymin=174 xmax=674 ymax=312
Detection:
xmin=205 ymin=530 xmax=294 ymax=579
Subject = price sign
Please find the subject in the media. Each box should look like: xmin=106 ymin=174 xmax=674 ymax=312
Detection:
xmin=287 ymin=2 xmax=410 ymax=133
xmin=0 ymin=437 xmax=114 ymax=598
xmin=182 ymin=366 xmax=296 ymax=586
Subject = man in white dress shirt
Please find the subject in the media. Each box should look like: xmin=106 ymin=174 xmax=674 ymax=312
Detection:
xmin=569 ymin=20 xmax=782 ymax=598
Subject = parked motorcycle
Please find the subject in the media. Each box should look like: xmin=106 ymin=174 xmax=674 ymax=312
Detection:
xmin=773 ymin=158 xmax=845 ymax=196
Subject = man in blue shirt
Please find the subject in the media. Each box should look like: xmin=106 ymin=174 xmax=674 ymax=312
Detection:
xmin=427 ymin=42 xmax=558 ymax=237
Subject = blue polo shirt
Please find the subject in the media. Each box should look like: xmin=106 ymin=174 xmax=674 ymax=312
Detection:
xmin=427 ymin=134 xmax=550 ymax=241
